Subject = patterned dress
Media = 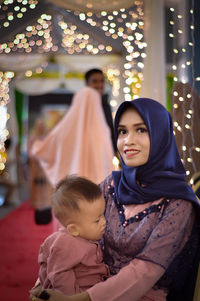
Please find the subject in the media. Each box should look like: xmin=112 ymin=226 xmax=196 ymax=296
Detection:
xmin=88 ymin=175 xmax=199 ymax=301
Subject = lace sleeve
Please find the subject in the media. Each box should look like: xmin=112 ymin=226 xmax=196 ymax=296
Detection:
xmin=135 ymin=199 xmax=195 ymax=270
xmin=99 ymin=174 xmax=112 ymax=200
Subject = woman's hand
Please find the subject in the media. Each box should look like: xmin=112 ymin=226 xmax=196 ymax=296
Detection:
xmin=30 ymin=288 xmax=91 ymax=301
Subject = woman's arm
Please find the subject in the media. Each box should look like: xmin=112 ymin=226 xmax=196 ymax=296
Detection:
xmin=88 ymin=258 xmax=164 ymax=301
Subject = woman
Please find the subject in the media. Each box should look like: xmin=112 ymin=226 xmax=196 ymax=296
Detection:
xmin=30 ymin=98 xmax=200 ymax=301
xmin=31 ymin=87 xmax=114 ymax=187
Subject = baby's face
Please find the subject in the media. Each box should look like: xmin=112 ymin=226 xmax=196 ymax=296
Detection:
xmin=75 ymin=196 xmax=106 ymax=241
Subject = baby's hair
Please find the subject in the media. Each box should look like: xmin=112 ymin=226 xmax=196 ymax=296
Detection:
xmin=52 ymin=175 xmax=102 ymax=224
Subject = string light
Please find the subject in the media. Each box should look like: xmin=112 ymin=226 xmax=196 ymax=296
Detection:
xmin=105 ymin=67 xmax=120 ymax=107
xmin=0 ymin=1 xmax=147 ymax=158
xmin=169 ymin=4 xmax=196 ymax=179
xmin=0 ymin=71 xmax=14 ymax=173
xmin=73 ymin=1 xmax=145 ymax=101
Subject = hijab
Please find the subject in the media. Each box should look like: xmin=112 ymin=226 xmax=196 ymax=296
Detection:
xmin=112 ymin=98 xmax=198 ymax=205
xmin=31 ymin=87 xmax=114 ymax=186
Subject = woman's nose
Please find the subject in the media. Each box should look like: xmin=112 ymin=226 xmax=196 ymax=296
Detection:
xmin=125 ymin=132 xmax=135 ymax=145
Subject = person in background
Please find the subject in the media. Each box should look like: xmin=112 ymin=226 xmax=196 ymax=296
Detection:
xmin=30 ymin=97 xmax=200 ymax=301
xmin=30 ymin=87 xmax=114 ymax=188
xmin=28 ymin=118 xmax=53 ymax=224
xmin=38 ymin=175 xmax=109 ymax=296
xmin=85 ymin=68 xmax=117 ymax=152
xmin=0 ymin=138 xmax=16 ymax=206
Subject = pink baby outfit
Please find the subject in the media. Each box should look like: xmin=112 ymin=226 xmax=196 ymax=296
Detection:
xmin=38 ymin=227 xmax=109 ymax=294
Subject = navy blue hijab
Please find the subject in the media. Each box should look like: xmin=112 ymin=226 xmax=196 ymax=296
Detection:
xmin=112 ymin=98 xmax=198 ymax=205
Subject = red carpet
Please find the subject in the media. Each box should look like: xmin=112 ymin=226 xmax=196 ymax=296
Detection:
xmin=0 ymin=202 xmax=54 ymax=301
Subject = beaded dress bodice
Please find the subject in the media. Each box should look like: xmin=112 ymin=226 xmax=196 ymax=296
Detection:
xmin=100 ymin=175 xmax=199 ymax=292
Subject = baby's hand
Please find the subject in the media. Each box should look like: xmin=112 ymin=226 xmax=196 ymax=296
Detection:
xmin=30 ymin=288 xmax=71 ymax=301
xmin=29 ymin=284 xmax=42 ymax=300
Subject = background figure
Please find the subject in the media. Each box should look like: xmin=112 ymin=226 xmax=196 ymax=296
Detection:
xmin=31 ymin=87 xmax=114 ymax=187
xmin=28 ymin=118 xmax=53 ymax=224
xmin=0 ymin=138 xmax=16 ymax=206
xmin=85 ymin=68 xmax=117 ymax=152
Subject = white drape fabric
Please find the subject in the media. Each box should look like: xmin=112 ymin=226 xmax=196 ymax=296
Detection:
xmin=55 ymin=55 xmax=120 ymax=72
xmin=140 ymin=0 xmax=166 ymax=106
xmin=0 ymin=54 xmax=48 ymax=72
xmin=4 ymin=54 xmax=119 ymax=95
xmin=47 ymin=0 xmax=135 ymax=12
xmin=0 ymin=54 xmax=120 ymax=73
xmin=15 ymin=79 xmax=62 ymax=95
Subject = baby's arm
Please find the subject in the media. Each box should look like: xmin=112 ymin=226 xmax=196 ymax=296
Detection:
xmin=46 ymin=246 xmax=82 ymax=295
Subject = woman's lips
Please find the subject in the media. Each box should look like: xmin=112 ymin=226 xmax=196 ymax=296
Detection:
xmin=124 ymin=149 xmax=139 ymax=157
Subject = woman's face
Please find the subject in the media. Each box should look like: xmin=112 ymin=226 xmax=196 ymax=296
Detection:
xmin=117 ymin=107 xmax=150 ymax=167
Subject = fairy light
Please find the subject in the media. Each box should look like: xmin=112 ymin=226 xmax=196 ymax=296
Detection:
xmin=0 ymin=2 xmax=147 ymax=135
xmin=0 ymin=13 xmax=54 ymax=54
xmin=171 ymin=78 xmax=200 ymax=181
xmin=71 ymin=1 xmax=145 ymax=101
xmin=105 ymin=67 xmax=120 ymax=104
xmin=0 ymin=71 xmax=14 ymax=173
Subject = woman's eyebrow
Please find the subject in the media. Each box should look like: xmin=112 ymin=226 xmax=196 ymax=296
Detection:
xmin=118 ymin=122 xmax=146 ymax=127
xmin=133 ymin=122 xmax=146 ymax=127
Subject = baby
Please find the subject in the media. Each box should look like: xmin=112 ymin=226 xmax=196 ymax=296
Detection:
xmin=38 ymin=175 xmax=109 ymax=295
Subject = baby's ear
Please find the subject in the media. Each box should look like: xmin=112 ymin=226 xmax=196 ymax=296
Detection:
xmin=67 ymin=224 xmax=80 ymax=237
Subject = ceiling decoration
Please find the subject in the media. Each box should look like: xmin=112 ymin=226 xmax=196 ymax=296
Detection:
xmin=47 ymin=0 xmax=136 ymax=13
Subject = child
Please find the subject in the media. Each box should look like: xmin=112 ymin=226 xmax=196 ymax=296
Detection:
xmin=38 ymin=175 xmax=109 ymax=295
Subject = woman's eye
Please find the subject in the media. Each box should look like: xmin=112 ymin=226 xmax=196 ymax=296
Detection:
xmin=137 ymin=127 xmax=148 ymax=133
xmin=118 ymin=129 xmax=127 ymax=135
xmin=95 ymin=219 xmax=100 ymax=223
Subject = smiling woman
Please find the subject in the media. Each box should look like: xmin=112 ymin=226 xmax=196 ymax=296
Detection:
xmin=31 ymin=98 xmax=200 ymax=301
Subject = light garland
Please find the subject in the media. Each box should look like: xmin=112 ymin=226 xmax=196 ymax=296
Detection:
xmin=0 ymin=71 xmax=14 ymax=173
xmin=70 ymin=1 xmax=145 ymax=103
xmin=0 ymin=1 xmax=146 ymax=106
xmin=104 ymin=67 xmax=120 ymax=107
xmin=0 ymin=13 xmax=55 ymax=54
xmin=0 ymin=1 xmax=148 ymax=165
xmin=169 ymin=2 xmax=200 ymax=182
xmin=0 ymin=0 xmax=38 ymax=29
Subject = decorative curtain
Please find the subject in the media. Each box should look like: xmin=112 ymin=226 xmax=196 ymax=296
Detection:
xmin=15 ymin=79 xmax=62 ymax=95
xmin=55 ymin=54 xmax=120 ymax=73
xmin=0 ymin=54 xmax=48 ymax=72
xmin=47 ymin=0 xmax=136 ymax=12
